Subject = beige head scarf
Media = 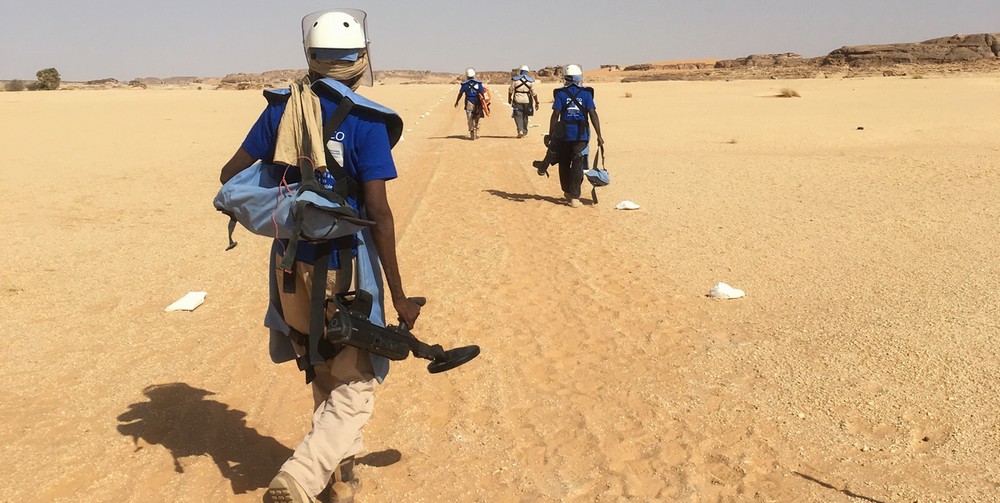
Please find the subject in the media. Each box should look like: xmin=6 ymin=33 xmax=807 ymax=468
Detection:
xmin=310 ymin=51 xmax=369 ymax=91
xmin=272 ymin=52 xmax=369 ymax=172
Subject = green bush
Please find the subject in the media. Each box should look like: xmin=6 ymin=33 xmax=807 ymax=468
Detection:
xmin=34 ymin=67 xmax=61 ymax=90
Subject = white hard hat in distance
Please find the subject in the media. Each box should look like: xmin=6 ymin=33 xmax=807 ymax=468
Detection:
xmin=466 ymin=67 xmax=476 ymax=78
xmin=565 ymin=64 xmax=583 ymax=77
xmin=520 ymin=65 xmax=529 ymax=72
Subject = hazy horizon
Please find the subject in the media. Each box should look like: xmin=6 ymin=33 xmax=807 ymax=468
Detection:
xmin=3 ymin=0 xmax=997 ymax=82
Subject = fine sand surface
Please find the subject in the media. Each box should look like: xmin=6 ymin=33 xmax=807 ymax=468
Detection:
xmin=1 ymin=75 xmax=999 ymax=502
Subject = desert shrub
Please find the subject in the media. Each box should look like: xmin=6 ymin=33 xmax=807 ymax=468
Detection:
xmin=4 ymin=80 xmax=26 ymax=92
xmin=34 ymin=67 xmax=61 ymax=90
xmin=624 ymin=92 xmax=633 ymax=98
xmin=778 ymin=88 xmax=800 ymax=98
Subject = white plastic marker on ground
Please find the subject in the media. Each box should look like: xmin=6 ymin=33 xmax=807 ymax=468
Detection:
xmin=707 ymin=282 xmax=745 ymax=299
xmin=615 ymin=200 xmax=640 ymax=210
xmin=165 ymin=292 xmax=207 ymax=312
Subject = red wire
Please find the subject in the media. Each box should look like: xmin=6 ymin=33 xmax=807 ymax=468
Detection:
xmin=271 ymin=157 xmax=321 ymax=257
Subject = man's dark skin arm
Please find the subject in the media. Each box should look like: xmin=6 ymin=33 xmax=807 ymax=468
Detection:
xmin=588 ymin=109 xmax=605 ymax=146
xmin=220 ymin=147 xmax=258 ymax=184
xmin=363 ymin=179 xmax=421 ymax=328
xmin=453 ymin=87 xmax=465 ymax=108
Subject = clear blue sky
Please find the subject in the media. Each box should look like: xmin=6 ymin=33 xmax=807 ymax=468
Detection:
xmin=3 ymin=0 xmax=997 ymax=81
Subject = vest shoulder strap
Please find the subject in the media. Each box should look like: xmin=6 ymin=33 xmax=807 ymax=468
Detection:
xmin=278 ymin=97 xmax=356 ymax=275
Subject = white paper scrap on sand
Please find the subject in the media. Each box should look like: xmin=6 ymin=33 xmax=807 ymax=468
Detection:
xmin=165 ymin=292 xmax=207 ymax=312
xmin=615 ymin=200 xmax=641 ymax=210
xmin=707 ymin=282 xmax=745 ymax=300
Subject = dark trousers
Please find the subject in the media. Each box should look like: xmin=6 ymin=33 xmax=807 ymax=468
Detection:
xmin=511 ymin=102 xmax=532 ymax=134
xmin=556 ymin=141 xmax=588 ymax=199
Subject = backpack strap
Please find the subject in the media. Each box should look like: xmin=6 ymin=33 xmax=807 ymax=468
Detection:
xmin=289 ymin=97 xmax=364 ymax=376
xmin=278 ymin=96 xmax=357 ymax=277
xmin=322 ymin=100 xmax=361 ymax=205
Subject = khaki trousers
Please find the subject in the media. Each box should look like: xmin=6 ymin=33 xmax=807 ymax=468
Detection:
xmin=465 ymin=101 xmax=481 ymax=133
xmin=276 ymin=256 xmax=377 ymax=497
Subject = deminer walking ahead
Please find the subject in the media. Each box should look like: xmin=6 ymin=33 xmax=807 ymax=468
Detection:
xmin=548 ymin=64 xmax=604 ymax=207
xmin=508 ymin=65 xmax=540 ymax=138
xmin=454 ymin=68 xmax=487 ymax=140
xmin=217 ymin=8 xmax=421 ymax=503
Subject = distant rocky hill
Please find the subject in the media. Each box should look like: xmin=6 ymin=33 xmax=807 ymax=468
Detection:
xmin=614 ymin=33 xmax=999 ymax=82
xmin=10 ymin=32 xmax=998 ymax=92
xmin=824 ymin=33 xmax=999 ymax=65
xmin=211 ymin=34 xmax=999 ymax=87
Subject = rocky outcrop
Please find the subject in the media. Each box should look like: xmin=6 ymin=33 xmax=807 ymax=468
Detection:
xmin=218 ymin=70 xmax=304 ymax=89
xmin=535 ymin=66 xmax=565 ymax=79
xmin=715 ymin=53 xmax=814 ymax=68
xmin=625 ymin=62 xmax=714 ymax=71
xmin=823 ymin=33 xmax=1000 ymax=66
xmin=85 ymin=78 xmax=120 ymax=86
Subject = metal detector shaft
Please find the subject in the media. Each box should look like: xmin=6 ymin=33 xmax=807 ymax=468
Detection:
xmin=325 ymin=293 xmax=479 ymax=373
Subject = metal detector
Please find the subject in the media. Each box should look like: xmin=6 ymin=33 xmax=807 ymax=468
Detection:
xmin=325 ymin=291 xmax=480 ymax=374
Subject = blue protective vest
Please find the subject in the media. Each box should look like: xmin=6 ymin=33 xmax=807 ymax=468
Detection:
xmin=459 ymin=78 xmax=484 ymax=104
xmin=554 ymin=84 xmax=595 ymax=142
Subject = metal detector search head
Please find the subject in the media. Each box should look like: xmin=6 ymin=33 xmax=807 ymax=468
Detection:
xmin=425 ymin=345 xmax=481 ymax=374
xmin=397 ymin=297 xmax=480 ymax=373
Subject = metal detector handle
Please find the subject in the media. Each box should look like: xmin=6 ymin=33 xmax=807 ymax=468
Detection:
xmin=397 ymin=297 xmax=426 ymax=331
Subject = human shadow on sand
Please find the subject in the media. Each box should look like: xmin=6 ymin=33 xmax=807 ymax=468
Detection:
xmin=428 ymin=135 xmax=511 ymax=141
xmin=116 ymin=382 xmax=291 ymax=494
xmin=484 ymin=189 xmax=590 ymax=207
xmin=428 ymin=134 xmax=476 ymax=140
xmin=358 ymin=448 xmax=402 ymax=467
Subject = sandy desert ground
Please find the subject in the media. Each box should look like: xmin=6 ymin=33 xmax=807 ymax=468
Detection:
xmin=1 ymin=74 xmax=999 ymax=502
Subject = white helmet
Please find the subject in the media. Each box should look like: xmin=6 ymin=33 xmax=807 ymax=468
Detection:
xmin=564 ymin=64 xmax=583 ymax=83
xmin=465 ymin=67 xmax=476 ymax=78
xmin=520 ymin=65 xmax=529 ymax=72
xmin=302 ymin=9 xmax=373 ymax=86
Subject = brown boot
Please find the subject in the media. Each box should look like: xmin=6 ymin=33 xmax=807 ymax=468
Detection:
xmin=329 ymin=457 xmax=361 ymax=503
xmin=266 ymin=472 xmax=313 ymax=503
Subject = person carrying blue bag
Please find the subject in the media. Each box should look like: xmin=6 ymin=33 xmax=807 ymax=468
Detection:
xmin=533 ymin=64 xmax=604 ymax=207
xmin=216 ymin=9 xmax=420 ymax=503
